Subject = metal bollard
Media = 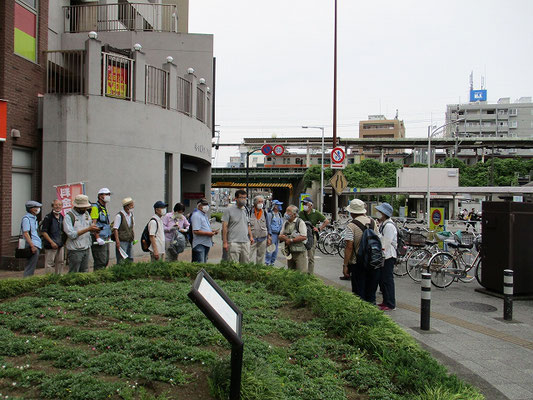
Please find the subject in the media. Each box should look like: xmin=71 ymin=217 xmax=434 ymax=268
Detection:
xmin=420 ymin=272 xmax=431 ymax=331
xmin=503 ymin=269 xmax=513 ymax=321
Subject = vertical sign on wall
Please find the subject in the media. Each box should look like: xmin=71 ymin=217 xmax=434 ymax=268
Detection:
xmin=14 ymin=3 xmax=37 ymax=62
xmin=55 ymin=183 xmax=85 ymax=216
xmin=0 ymin=100 xmax=7 ymax=141
xmin=106 ymin=61 xmax=128 ymax=99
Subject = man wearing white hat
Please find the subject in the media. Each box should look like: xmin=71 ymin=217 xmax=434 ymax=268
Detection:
xmin=90 ymin=188 xmax=112 ymax=270
xmin=63 ymin=195 xmax=100 ymax=273
xmin=342 ymin=199 xmax=380 ymax=303
xmin=112 ymin=197 xmax=135 ymax=263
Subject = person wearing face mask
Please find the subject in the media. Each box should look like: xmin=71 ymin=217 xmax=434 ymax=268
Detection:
xmin=20 ymin=200 xmax=43 ymax=277
xmin=90 ymin=188 xmax=113 ymax=270
xmin=41 ymin=199 xmax=65 ymax=274
xmin=299 ymin=197 xmax=329 ymax=275
xmin=149 ymin=201 xmax=168 ymax=262
xmin=63 ymin=195 xmax=101 ymax=273
xmin=265 ymin=200 xmax=283 ymax=266
xmin=375 ymin=203 xmax=397 ymax=311
xmin=222 ymin=190 xmax=254 ymax=263
xmin=112 ymin=197 xmax=135 ymax=263
xmin=279 ymin=205 xmax=308 ymax=272
xmin=248 ymin=195 xmax=271 ymax=264
xmin=162 ymin=202 xmax=190 ymax=261
xmin=191 ymin=198 xmax=219 ymax=263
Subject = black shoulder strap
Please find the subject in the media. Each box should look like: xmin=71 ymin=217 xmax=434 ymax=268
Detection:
xmin=149 ymin=217 xmax=158 ymax=234
xmin=294 ymin=218 xmax=301 ymax=234
xmin=353 ymin=219 xmax=367 ymax=232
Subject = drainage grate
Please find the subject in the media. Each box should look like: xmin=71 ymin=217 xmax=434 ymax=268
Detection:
xmin=450 ymin=301 xmax=498 ymax=312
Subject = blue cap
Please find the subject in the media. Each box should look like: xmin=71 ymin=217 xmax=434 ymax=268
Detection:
xmin=272 ymin=200 xmax=283 ymax=205
xmin=376 ymin=202 xmax=393 ymax=218
xmin=302 ymin=197 xmax=313 ymax=204
xmin=153 ymin=201 xmax=168 ymax=209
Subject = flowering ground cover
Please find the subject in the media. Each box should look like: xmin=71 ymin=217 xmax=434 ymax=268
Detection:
xmin=0 ymin=262 xmax=483 ymax=400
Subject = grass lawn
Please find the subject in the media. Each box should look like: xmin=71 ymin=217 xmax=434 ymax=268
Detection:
xmin=0 ymin=262 xmax=484 ymax=400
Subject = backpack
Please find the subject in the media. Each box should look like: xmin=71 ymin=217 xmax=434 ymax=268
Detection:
xmin=353 ymin=219 xmax=383 ymax=270
xmin=167 ymin=231 xmax=186 ymax=257
xmin=295 ymin=218 xmax=314 ymax=251
xmin=140 ymin=218 xmax=158 ymax=252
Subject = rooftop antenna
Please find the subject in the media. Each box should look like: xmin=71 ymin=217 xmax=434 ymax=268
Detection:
xmin=395 ymin=109 xmax=398 ymax=119
xmin=469 ymin=71 xmax=474 ymax=91
xmin=481 ymin=75 xmax=485 ymax=90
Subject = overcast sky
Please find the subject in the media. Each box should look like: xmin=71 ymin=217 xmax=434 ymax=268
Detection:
xmin=189 ymin=0 xmax=533 ymax=166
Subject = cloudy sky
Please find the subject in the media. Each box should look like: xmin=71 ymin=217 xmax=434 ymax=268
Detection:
xmin=190 ymin=0 xmax=533 ymax=166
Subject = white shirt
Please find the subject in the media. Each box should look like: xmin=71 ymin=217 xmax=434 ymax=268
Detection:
xmin=113 ymin=210 xmax=134 ymax=230
xmin=379 ymin=220 xmax=397 ymax=259
xmin=148 ymin=214 xmax=165 ymax=254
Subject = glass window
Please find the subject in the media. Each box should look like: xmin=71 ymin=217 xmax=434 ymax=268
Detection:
xmin=11 ymin=148 xmax=34 ymax=235
xmin=14 ymin=0 xmax=38 ymax=62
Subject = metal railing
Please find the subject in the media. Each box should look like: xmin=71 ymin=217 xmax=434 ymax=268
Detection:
xmin=145 ymin=65 xmax=168 ymax=108
xmin=64 ymin=3 xmax=178 ymax=33
xmin=196 ymin=87 xmax=205 ymax=123
xmin=45 ymin=50 xmax=86 ymax=94
xmin=177 ymin=77 xmax=191 ymax=115
xmin=206 ymin=96 xmax=211 ymax=128
xmin=102 ymin=52 xmax=134 ymax=100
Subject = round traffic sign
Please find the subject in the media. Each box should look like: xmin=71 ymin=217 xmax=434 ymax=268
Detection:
xmin=261 ymin=144 xmax=273 ymax=156
xmin=273 ymin=145 xmax=285 ymax=156
xmin=331 ymin=147 xmax=345 ymax=163
xmin=431 ymin=209 xmax=442 ymax=226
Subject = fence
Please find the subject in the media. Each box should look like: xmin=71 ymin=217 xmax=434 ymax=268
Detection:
xmin=45 ymin=50 xmax=86 ymax=94
xmin=64 ymin=3 xmax=178 ymax=33
xmin=145 ymin=65 xmax=168 ymax=108
xmin=102 ymin=52 xmax=134 ymax=100
xmin=177 ymin=77 xmax=192 ymax=115
xmin=196 ymin=87 xmax=205 ymax=123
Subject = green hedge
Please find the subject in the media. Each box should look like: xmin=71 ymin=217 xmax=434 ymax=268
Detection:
xmin=0 ymin=262 xmax=483 ymax=399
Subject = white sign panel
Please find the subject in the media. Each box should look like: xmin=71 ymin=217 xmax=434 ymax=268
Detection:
xmin=198 ymin=277 xmax=238 ymax=334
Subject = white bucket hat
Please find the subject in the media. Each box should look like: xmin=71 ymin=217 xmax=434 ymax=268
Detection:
xmin=73 ymin=194 xmax=91 ymax=208
xmin=345 ymin=199 xmax=366 ymax=214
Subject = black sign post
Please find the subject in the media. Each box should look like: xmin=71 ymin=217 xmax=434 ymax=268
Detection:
xmin=188 ymin=269 xmax=243 ymax=400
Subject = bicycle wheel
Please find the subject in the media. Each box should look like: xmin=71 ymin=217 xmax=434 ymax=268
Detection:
xmin=337 ymin=238 xmax=346 ymax=258
xmin=317 ymin=235 xmax=328 ymax=254
xmin=406 ymin=248 xmax=431 ymax=282
xmin=428 ymin=252 xmax=456 ymax=288
xmin=393 ymin=256 xmax=408 ymax=276
xmin=475 ymin=258 xmax=482 ymax=285
xmin=323 ymin=233 xmax=340 ymax=255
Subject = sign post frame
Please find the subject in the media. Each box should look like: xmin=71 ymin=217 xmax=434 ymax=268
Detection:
xmin=188 ymin=269 xmax=243 ymax=400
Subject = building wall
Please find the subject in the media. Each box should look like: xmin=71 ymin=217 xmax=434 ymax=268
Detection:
xmin=359 ymin=118 xmax=405 ymax=139
xmin=42 ymin=95 xmax=212 ymax=257
xmin=0 ymin=0 xmax=48 ymax=268
xmin=397 ymin=168 xmax=459 ymax=188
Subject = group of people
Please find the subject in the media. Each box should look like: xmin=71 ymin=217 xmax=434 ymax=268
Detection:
xmin=220 ymin=190 xmax=330 ymax=273
xmin=341 ymin=199 xmax=397 ymax=311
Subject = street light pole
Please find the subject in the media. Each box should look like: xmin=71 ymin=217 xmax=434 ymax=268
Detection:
xmin=426 ymin=119 xmax=464 ymax=228
xmin=302 ymin=126 xmax=325 ymax=213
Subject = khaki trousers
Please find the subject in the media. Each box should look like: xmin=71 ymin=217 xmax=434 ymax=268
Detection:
xmin=287 ymin=251 xmax=308 ymax=273
xmin=228 ymin=242 xmax=250 ymax=264
xmin=250 ymin=239 xmax=267 ymax=265
xmin=307 ymin=244 xmax=316 ymax=275
xmin=44 ymin=247 xmax=65 ymax=274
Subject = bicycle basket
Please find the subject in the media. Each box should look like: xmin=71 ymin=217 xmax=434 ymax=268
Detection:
xmin=458 ymin=232 xmax=475 ymax=245
xmin=405 ymin=231 xmax=427 ymax=246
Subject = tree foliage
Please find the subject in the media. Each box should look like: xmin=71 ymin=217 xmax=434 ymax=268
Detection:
xmin=303 ymin=157 xmax=533 ymax=188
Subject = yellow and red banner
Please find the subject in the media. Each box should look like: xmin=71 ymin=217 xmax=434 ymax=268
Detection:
xmin=106 ymin=65 xmax=128 ymax=98
xmin=0 ymin=100 xmax=7 ymax=141
xmin=55 ymin=183 xmax=85 ymax=216
xmin=14 ymin=3 xmax=37 ymax=62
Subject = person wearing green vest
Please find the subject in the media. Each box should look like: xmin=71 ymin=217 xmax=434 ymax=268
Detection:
xmin=90 ymin=188 xmax=112 ymax=270
xmin=112 ymin=197 xmax=135 ymax=263
xmin=299 ymin=197 xmax=330 ymax=274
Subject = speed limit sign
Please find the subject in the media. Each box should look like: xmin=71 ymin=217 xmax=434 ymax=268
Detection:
xmin=331 ymin=147 xmax=345 ymax=164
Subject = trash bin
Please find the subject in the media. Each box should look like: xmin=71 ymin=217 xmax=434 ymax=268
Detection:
xmin=481 ymin=201 xmax=533 ymax=295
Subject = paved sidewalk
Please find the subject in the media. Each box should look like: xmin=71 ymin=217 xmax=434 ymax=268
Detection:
xmin=306 ymin=252 xmax=533 ymax=400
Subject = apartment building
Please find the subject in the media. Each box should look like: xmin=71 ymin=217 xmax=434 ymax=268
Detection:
xmin=358 ymin=114 xmax=406 ymax=162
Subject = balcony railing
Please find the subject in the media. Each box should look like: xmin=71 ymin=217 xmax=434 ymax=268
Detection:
xmin=145 ymin=65 xmax=168 ymax=108
xmin=64 ymin=3 xmax=178 ymax=33
xmin=196 ymin=87 xmax=205 ymax=123
xmin=45 ymin=50 xmax=86 ymax=94
xmin=177 ymin=77 xmax=192 ymax=115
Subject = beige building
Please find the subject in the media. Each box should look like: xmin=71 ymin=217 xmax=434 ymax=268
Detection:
xmin=358 ymin=115 xmax=406 ymax=162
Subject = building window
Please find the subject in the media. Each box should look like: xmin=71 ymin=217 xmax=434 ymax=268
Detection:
xmin=11 ymin=148 xmax=35 ymax=236
xmin=14 ymin=0 xmax=38 ymax=62
xmin=164 ymin=153 xmax=172 ymax=206
xmin=509 ymin=121 xmax=518 ymax=128
xmin=509 ymin=108 xmax=518 ymax=116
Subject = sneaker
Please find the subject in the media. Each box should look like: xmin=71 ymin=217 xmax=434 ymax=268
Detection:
xmin=379 ymin=305 xmax=395 ymax=311
xmin=377 ymin=302 xmax=385 ymax=307
xmin=339 ymin=276 xmax=350 ymax=281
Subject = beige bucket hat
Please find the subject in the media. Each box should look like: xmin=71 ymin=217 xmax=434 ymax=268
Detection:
xmin=73 ymin=194 xmax=91 ymax=208
xmin=345 ymin=199 xmax=366 ymax=214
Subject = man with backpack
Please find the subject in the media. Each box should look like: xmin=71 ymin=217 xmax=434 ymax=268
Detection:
xmin=41 ymin=199 xmax=65 ymax=274
xmin=279 ymin=205 xmax=308 ymax=272
xmin=342 ymin=199 xmax=381 ymax=304
xmin=299 ymin=198 xmax=329 ymax=275
xmin=148 ymin=201 xmax=167 ymax=262
xmin=376 ymin=202 xmax=397 ymax=311
xmin=249 ymin=195 xmax=271 ymax=264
